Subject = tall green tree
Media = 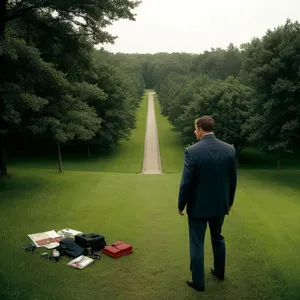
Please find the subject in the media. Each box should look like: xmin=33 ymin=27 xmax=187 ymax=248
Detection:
xmin=241 ymin=19 xmax=300 ymax=167
xmin=177 ymin=77 xmax=252 ymax=161
xmin=151 ymin=52 xmax=195 ymax=93
xmin=0 ymin=0 xmax=140 ymax=177
xmin=157 ymin=73 xmax=192 ymax=117
xmin=1 ymin=29 xmax=61 ymax=173
xmin=1 ymin=0 xmax=140 ymax=42
xmin=86 ymin=59 xmax=141 ymax=150
xmin=191 ymin=43 xmax=242 ymax=79
xmin=30 ymin=94 xmax=101 ymax=173
xmin=158 ymin=74 xmax=212 ymax=127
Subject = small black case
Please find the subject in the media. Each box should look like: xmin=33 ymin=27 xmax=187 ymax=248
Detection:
xmin=75 ymin=233 xmax=106 ymax=251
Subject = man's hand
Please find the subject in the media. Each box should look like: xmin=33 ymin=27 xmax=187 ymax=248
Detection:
xmin=178 ymin=210 xmax=185 ymax=216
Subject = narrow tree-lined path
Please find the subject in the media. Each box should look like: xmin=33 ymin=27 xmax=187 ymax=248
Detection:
xmin=142 ymin=92 xmax=162 ymax=174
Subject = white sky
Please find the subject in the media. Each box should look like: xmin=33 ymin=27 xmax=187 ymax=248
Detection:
xmin=97 ymin=0 xmax=300 ymax=54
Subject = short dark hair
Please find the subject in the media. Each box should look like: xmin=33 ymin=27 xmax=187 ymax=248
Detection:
xmin=195 ymin=116 xmax=215 ymax=132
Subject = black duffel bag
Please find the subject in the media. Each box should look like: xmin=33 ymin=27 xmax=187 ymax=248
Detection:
xmin=75 ymin=233 xmax=106 ymax=251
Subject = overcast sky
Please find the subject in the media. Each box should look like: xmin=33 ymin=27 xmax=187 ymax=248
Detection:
xmin=97 ymin=0 xmax=299 ymax=54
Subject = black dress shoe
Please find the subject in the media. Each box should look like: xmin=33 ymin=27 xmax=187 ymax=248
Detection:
xmin=186 ymin=280 xmax=205 ymax=292
xmin=211 ymin=268 xmax=225 ymax=280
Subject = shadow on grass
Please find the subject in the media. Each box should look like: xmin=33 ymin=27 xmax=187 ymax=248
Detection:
xmin=7 ymin=146 xmax=129 ymax=173
xmin=237 ymin=148 xmax=300 ymax=192
xmin=239 ymin=148 xmax=300 ymax=170
xmin=239 ymin=169 xmax=300 ymax=192
xmin=0 ymin=172 xmax=50 ymax=199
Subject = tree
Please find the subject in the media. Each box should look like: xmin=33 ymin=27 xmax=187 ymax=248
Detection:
xmin=177 ymin=77 xmax=253 ymax=162
xmin=1 ymin=0 xmax=140 ymax=42
xmin=0 ymin=0 xmax=141 ymax=177
xmin=86 ymin=59 xmax=141 ymax=150
xmin=157 ymin=73 xmax=192 ymax=118
xmin=29 ymin=94 xmax=101 ymax=173
xmin=241 ymin=19 xmax=300 ymax=167
xmin=151 ymin=52 xmax=195 ymax=93
xmin=191 ymin=43 xmax=242 ymax=79
xmin=1 ymin=31 xmax=60 ymax=175
xmin=162 ymin=74 xmax=212 ymax=127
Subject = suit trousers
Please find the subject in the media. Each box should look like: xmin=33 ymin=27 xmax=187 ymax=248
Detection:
xmin=188 ymin=215 xmax=226 ymax=289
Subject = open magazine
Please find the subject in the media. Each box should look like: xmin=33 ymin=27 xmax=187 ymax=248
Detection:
xmin=67 ymin=255 xmax=94 ymax=269
xmin=28 ymin=230 xmax=61 ymax=249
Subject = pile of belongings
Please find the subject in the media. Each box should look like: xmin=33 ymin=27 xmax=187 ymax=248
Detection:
xmin=24 ymin=228 xmax=133 ymax=269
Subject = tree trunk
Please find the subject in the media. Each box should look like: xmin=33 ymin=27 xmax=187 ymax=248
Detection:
xmin=0 ymin=89 xmax=7 ymax=178
xmin=236 ymin=154 xmax=240 ymax=168
xmin=24 ymin=133 xmax=28 ymax=153
xmin=87 ymin=145 xmax=90 ymax=158
xmin=277 ymin=150 xmax=281 ymax=169
xmin=0 ymin=1 xmax=6 ymax=37
xmin=236 ymin=147 xmax=240 ymax=168
xmin=277 ymin=158 xmax=281 ymax=170
xmin=234 ymin=144 xmax=241 ymax=168
xmin=57 ymin=142 xmax=63 ymax=173
xmin=0 ymin=2 xmax=7 ymax=178
xmin=0 ymin=133 xmax=7 ymax=177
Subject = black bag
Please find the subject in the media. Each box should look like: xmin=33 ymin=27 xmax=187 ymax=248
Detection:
xmin=59 ymin=237 xmax=85 ymax=258
xmin=75 ymin=233 xmax=106 ymax=251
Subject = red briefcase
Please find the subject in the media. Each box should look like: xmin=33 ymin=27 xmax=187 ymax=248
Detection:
xmin=102 ymin=241 xmax=132 ymax=258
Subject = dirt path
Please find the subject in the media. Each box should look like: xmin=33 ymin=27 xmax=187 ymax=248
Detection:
xmin=142 ymin=92 xmax=162 ymax=174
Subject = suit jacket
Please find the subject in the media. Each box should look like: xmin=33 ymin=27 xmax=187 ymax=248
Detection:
xmin=178 ymin=134 xmax=237 ymax=218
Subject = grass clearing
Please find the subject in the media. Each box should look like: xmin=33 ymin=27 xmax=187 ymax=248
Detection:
xmin=1 ymin=169 xmax=300 ymax=299
xmin=1 ymin=91 xmax=300 ymax=299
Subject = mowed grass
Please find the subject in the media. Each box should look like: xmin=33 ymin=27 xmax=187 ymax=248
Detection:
xmin=1 ymin=169 xmax=300 ymax=299
xmin=1 ymin=91 xmax=300 ymax=299
xmin=8 ymin=91 xmax=148 ymax=174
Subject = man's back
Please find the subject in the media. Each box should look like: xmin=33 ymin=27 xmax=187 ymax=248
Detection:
xmin=178 ymin=134 xmax=237 ymax=218
xmin=178 ymin=116 xmax=237 ymax=292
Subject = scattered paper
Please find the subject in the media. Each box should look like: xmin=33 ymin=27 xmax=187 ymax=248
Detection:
xmin=67 ymin=255 xmax=94 ymax=269
xmin=28 ymin=230 xmax=61 ymax=248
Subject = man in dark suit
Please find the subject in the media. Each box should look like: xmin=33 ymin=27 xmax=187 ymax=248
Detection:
xmin=178 ymin=116 xmax=237 ymax=292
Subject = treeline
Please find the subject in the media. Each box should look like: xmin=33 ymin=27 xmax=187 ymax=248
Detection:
xmin=1 ymin=6 xmax=299 ymax=177
xmin=154 ymin=20 xmax=300 ymax=166
xmin=0 ymin=0 xmax=143 ymax=176
xmin=113 ymin=19 xmax=299 ymax=167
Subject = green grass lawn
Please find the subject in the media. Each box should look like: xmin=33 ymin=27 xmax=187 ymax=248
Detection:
xmin=1 ymin=91 xmax=300 ymax=299
xmin=1 ymin=169 xmax=300 ymax=300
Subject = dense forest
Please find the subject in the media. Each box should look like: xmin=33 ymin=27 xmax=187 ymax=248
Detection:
xmin=103 ymin=19 xmax=300 ymax=167
xmin=1 ymin=0 xmax=299 ymax=177
xmin=153 ymin=20 xmax=300 ymax=166
xmin=0 ymin=0 xmax=144 ymax=175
